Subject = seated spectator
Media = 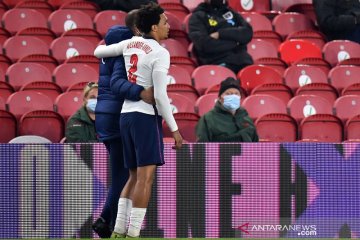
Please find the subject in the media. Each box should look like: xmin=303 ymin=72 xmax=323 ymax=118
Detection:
xmin=313 ymin=0 xmax=360 ymax=43
xmin=65 ymin=82 xmax=99 ymax=143
xmin=87 ymin=0 xmax=157 ymax=12
xmin=196 ymin=77 xmax=258 ymax=142
xmin=188 ymin=0 xmax=253 ymax=74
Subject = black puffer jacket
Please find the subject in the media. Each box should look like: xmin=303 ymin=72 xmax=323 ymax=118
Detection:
xmin=188 ymin=3 xmax=253 ymax=70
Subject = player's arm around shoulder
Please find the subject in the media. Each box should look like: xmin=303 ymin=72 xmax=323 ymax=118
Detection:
xmin=94 ymin=39 xmax=130 ymax=58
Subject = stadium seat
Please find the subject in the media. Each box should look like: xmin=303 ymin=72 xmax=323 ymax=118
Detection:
xmin=64 ymin=54 xmax=100 ymax=71
xmin=240 ymin=12 xmax=273 ymax=31
xmin=284 ymin=65 xmax=328 ymax=92
xmin=14 ymin=0 xmax=53 ymax=18
xmin=164 ymin=11 xmax=183 ymax=31
xmin=0 ymin=2 xmax=7 ymax=20
xmin=300 ymin=114 xmax=343 ymax=142
xmin=342 ymin=83 xmax=360 ymax=96
xmin=334 ymin=95 xmax=360 ymax=123
xmin=328 ymin=65 xmax=360 ymax=92
xmin=20 ymin=81 xmax=62 ymax=102
xmin=168 ymin=92 xmax=195 ymax=113
xmin=322 ymin=40 xmax=360 ymax=66
xmin=271 ymin=0 xmax=313 ymax=11
xmin=0 ymin=28 xmax=10 ymax=47
xmin=171 ymin=56 xmax=197 ymax=75
xmin=279 ymin=39 xmax=322 ymax=65
xmin=3 ymin=36 xmax=49 ymax=61
xmin=53 ymin=63 xmax=98 ymax=91
xmin=294 ymin=57 xmax=331 ymax=75
xmin=48 ymin=9 xmax=93 ymax=36
xmin=0 ymin=110 xmax=17 ymax=143
xmin=59 ymin=0 xmax=100 ymax=19
xmin=182 ymin=0 xmax=202 ymax=12
xmin=255 ymin=113 xmax=298 ymax=142
xmin=2 ymin=8 xmax=47 ymax=34
xmin=160 ymin=2 xmax=190 ymax=22
xmin=254 ymin=57 xmax=287 ymax=74
xmin=50 ymin=36 xmax=96 ymax=63
xmin=345 ymin=114 xmax=360 ymax=140
xmin=9 ymin=135 xmax=52 ymax=143
xmin=237 ymin=65 xmax=283 ymax=93
xmin=93 ymin=10 xmax=127 ymax=37
xmin=16 ymin=27 xmax=57 ymax=45
xmin=273 ymin=12 xmax=315 ymax=38
xmin=54 ymin=91 xmax=83 ymax=122
xmin=48 ymin=0 xmax=77 ymax=9
xmin=251 ymin=83 xmax=293 ymax=105
xmin=286 ymin=30 xmax=326 ymax=49
xmin=253 ymin=30 xmax=282 ymax=49
xmin=168 ymin=65 xmax=192 ymax=85
xmin=194 ymin=93 xmax=218 ymax=116
xmin=247 ymin=39 xmax=278 ymax=60
xmin=242 ymin=94 xmax=287 ymax=120
xmin=6 ymin=91 xmax=53 ymax=120
xmin=337 ymin=57 xmax=360 ymax=67
xmin=285 ymin=3 xmax=317 ymax=24
xmin=229 ymin=0 xmax=271 ymax=12
xmin=18 ymin=54 xmax=59 ymax=73
xmin=6 ymin=62 xmax=52 ymax=91
xmin=19 ymin=110 xmax=65 ymax=143
xmin=287 ymin=95 xmax=333 ymax=122
xmin=295 ymin=83 xmax=338 ymax=104
xmin=168 ymin=29 xmax=190 ymax=49
xmin=0 ymin=81 xmax=14 ymax=101
xmin=182 ymin=13 xmax=192 ymax=34
xmin=162 ymin=112 xmax=200 ymax=142
xmin=61 ymin=28 xmax=102 ymax=47
xmin=167 ymin=83 xmax=199 ymax=102
xmin=192 ymin=65 xmax=237 ymax=95
xmin=0 ymin=96 xmax=5 ymax=110
xmin=66 ymin=81 xmax=88 ymax=93
xmin=2 ymin=0 xmax=21 ymax=8
xmin=0 ymin=54 xmax=11 ymax=75
xmin=160 ymin=38 xmax=188 ymax=57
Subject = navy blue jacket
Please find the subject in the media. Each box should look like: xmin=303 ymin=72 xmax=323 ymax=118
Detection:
xmin=95 ymin=26 xmax=144 ymax=141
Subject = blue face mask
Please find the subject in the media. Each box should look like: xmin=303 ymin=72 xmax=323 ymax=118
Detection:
xmin=86 ymin=99 xmax=97 ymax=113
xmin=223 ymin=94 xmax=240 ymax=111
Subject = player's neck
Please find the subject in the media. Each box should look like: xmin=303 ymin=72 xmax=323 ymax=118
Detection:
xmin=143 ymin=33 xmax=160 ymax=42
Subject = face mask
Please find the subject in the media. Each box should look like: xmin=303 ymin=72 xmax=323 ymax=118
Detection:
xmin=86 ymin=99 xmax=97 ymax=113
xmin=210 ymin=0 xmax=225 ymax=8
xmin=223 ymin=94 xmax=240 ymax=111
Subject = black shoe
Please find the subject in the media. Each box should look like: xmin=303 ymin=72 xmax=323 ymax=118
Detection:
xmin=92 ymin=218 xmax=112 ymax=238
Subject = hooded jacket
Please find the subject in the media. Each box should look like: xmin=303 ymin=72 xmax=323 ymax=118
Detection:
xmin=66 ymin=106 xmax=98 ymax=143
xmin=188 ymin=2 xmax=253 ymax=68
xmin=196 ymin=101 xmax=258 ymax=142
xmin=95 ymin=26 xmax=144 ymax=141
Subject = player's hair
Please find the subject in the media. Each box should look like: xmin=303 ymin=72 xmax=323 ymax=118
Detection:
xmin=136 ymin=2 xmax=164 ymax=34
xmin=125 ymin=9 xmax=138 ymax=33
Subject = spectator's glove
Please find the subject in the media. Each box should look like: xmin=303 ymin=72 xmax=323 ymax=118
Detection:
xmin=352 ymin=11 xmax=360 ymax=25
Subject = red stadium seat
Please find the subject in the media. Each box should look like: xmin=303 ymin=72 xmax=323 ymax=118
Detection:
xmin=342 ymin=83 xmax=360 ymax=96
xmin=19 ymin=110 xmax=65 ymax=143
xmin=294 ymin=57 xmax=331 ymax=75
xmin=16 ymin=27 xmax=57 ymax=45
xmin=0 ymin=28 xmax=11 ymax=47
xmin=50 ymin=36 xmax=96 ymax=63
xmin=0 ymin=54 xmax=11 ymax=74
xmin=194 ymin=93 xmax=218 ymax=116
xmin=229 ymin=0 xmax=271 ymax=12
xmin=160 ymin=2 xmax=190 ymax=22
xmin=237 ymin=65 xmax=283 ymax=93
xmin=20 ymin=81 xmax=62 ymax=102
xmin=48 ymin=9 xmax=93 ymax=36
xmin=253 ymin=30 xmax=282 ymax=49
xmin=48 ymin=0 xmax=75 ymax=9
xmin=322 ymin=40 xmax=360 ymax=67
xmin=254 ymin=57 xmax=287 ymax=75
xmin=64 ymin=54 xmax=100 ymax=71
xmin=167 ymin=83 xmax=199 ymax=102
xmin=93 ymin=10 xmax=127 ymax=37
xmin=168 ymin=92 xmax=195 ymax=113
xmin=273 ymin=12 xmax=315 ymax=38
xmin=337 ymin=57 xmax=360 ymax=67
xmin=334 ymin=95 xmax=360 ymax=123
xmin=192 ymin=65 xmax=237 ymax=95
xmin=345 ymin=114 xmax=360 ymax=140
xmin=286 ymin=30 xmax=326 ymax=49
xmin=0 ymin=2 xmax=7 ymax=20
xmin=242 ymin=94 xmax=287 ymax=120
xmin=53 ymin=63 xmax=98 ymax=91
xmin=284 ymin=65 xmax=328 ymax=92
xmin=54 ymin=91 xmax=83 ymax=122
xmin=61 ymin=28 xmax=102 ymax=47
xmin=60 ymin=0 xmax=100 ymax=19
xmin=247 ymin=39 xmax=278 ymax=60
xmin=255 ymin=113 xmax=298 ymax=142
xmin=287 ymin=95 xmax=333 ymax=122
xmin=18 ymin=54 xmax=59 ymax=73
xmin=15 ymin=0 xmax=53 ymax=18
xmin=240 ymin=12 xmax=273 ymax=31
xmin=168 ymin=65 xmax=192 ymax=85
xmin=6 ymin=62 xmax=52 ymax=91
xmin=162 ymin=112 xmax=200 ymax=142
xmin=295 ymin=83 xmax=338 ymax=104
xmin=160 ymin=38 xmax=188 ymax=57
xmin=66 ymin=81 xmax=88 ymax=93
xmin=279 ymin=39 xmax=322 ymax=65
xmin=165 ymin=11 xmax=183 ymax=31
xmin=0 ymin=110 xmax=17 ymax=143
xmin=251 ymin=83 xmax=293 ymax=105
xmin=3 ymin=36 xmax=49 ymax=62
xmin=271 ymin=0 xmax=313 ymax=12
xmin=6 ymin=91 xmax=53 ymax=120
xmin=300 ymin=114 xmax=343 ymax=142
xmin=285 ymin=3 xmax=317 ymax=24
xmin=0 ymin=81 xmax=14 ymax=101
xmin=328 ymin=65 xmax=360 ymax=92
xmin=2 ymin=8 xmax=47 ymax=34
xmin=171 ymin=56 xmax=197 ymax=75
xmin=168 ymin=29 xmax=190 ymax=49
xmin=0 ymin=96 xmax=5 ymax=110
xmin=182 ymin=0 xmax=202 ymax=12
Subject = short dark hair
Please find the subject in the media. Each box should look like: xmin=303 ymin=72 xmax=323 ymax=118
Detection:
xmin=136 ymin=2 xmax=164 ymax=34
xmin=125 ymin=9 xmax=138 ymax=32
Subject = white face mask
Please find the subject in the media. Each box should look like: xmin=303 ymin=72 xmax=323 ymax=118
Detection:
xmin=223 ymin=94 xmax=241 ymax=111
xmin=86 ymin=99 xmax=97 ymax=113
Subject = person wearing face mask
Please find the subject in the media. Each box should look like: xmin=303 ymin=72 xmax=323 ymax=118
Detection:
xmin=188 ymin=0 xmax=253 ymax=74
xmin=196 ymin=77 xmax=258 ymax=142
xmin=65 ymin=82 xmax=99 ymax=143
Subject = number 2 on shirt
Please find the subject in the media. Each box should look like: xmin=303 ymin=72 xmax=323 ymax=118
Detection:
xmin=128 ymin=54 xmax=138 ymax=83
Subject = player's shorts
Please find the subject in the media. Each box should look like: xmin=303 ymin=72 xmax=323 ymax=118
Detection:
xmin=120 ymin=111 xmax=164 ymax=169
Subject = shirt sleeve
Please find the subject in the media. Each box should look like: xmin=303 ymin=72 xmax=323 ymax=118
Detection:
xmin=94 ymin=40 xmax=129 ymax=58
